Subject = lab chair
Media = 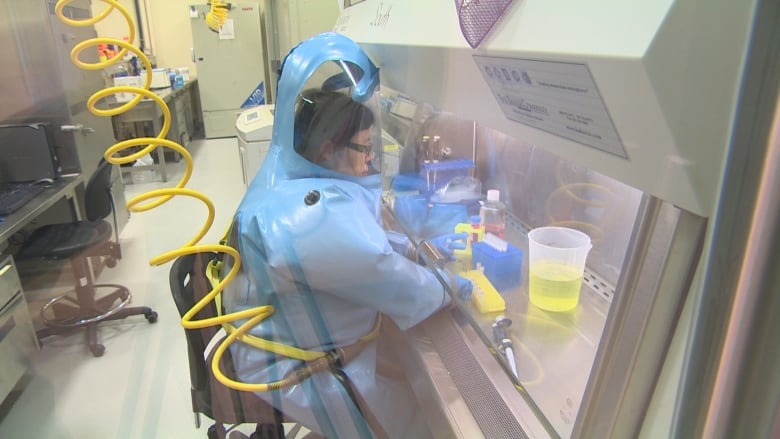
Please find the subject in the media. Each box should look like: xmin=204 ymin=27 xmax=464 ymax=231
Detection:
xmin=16 ymin=159 xmax=158 ymax=357
xmin=169 ymin=252 xmax=309 ymax=439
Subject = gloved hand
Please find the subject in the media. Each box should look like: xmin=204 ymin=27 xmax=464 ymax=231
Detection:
xmin=428 ymin=232 xmax=468 ymax=261
xmin=453 ymin=275 xmax=473 ymax=302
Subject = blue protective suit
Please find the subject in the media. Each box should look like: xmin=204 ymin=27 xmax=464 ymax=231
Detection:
xmin=222 ymin=33 xmax=450 ymax=438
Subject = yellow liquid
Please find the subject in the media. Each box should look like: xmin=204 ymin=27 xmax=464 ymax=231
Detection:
xmin=529 ymin=261 xmax=583 ymax=312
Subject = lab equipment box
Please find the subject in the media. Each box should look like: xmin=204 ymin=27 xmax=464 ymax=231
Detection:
xmin=471 ymin=241 xmax=523 ymax=292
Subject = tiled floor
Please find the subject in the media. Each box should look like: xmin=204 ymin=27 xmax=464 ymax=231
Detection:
xmin=0 ymin=137 xmax=296 ymax=438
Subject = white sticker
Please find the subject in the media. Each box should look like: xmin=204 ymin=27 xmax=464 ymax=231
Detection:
xmin=219 ymin=19 xmax=235 ymax=40
xmin=474 ymin=55 xmax=627 ymax=159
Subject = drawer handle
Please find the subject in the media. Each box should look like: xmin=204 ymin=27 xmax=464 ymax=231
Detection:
xmin=0 ymin=264 xmax=11 ymax=277
xmin=0 ymin=293 xmax=22 ymax=322
xmin=0 ymin=312 xmax=15 ymax=342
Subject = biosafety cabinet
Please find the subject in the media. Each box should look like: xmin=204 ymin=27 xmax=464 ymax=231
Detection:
xmin=338 ymin=1 xmax=780 ymax=438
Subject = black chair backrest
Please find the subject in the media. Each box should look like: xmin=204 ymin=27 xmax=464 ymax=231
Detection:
xmin=169 ymin=252 xmax=285 ymax=428
xmin=84 ymin=159 xmax=114 ymax=222
xmin=169 ymin=252 xmax=221 ymax=418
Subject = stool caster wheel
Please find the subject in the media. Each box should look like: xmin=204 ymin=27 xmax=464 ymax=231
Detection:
xmin=90 ymin=343 xmax=106 ymax=357
xmin=146 ymin=311 xmax=158 ymax=323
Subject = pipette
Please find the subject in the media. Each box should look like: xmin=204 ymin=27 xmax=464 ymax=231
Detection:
xmin=432 ymin=135 xmax=440 ymax=162
xmin=431 ymin=136 xmax=440 ymax=190
xmin=492 ymin=315 xmax=518 ymax=379
xmin=421 ymin=135 xmax=430 ymax=163
xmin=421 ymin=136 xmax=430 ymax=190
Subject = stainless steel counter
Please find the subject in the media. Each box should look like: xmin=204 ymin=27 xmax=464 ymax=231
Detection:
xmin=108 ymin=79 xmax=201 ymax=183
xmin=0 ymin=255 xmax=39 ymax=404
xmin=384 ymin=193 xmax=705 ymax=439
xmin=391 ymin=308 xmax=559 ymax=439
xmin=383 ymin=201 xmax=613 ymax=438
xmin=391 ymin=267 xmax=610 ymax=438
xmin=0 ymin=175 xmax=83 ymax=244
xmin=460 ymin=221 xmax=612 ymax=438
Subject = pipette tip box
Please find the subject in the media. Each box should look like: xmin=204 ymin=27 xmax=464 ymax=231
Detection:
xmin=460 ymin=269 xmax=506 ymax=314
xmin=471 ymin=241 xmax=523 ymax=291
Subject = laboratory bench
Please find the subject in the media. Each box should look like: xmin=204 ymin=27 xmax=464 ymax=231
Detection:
xmin=382 ymin=200 xmax=612 ymax=439
xmin=0 ymin=175 xmax=84 ymax=244
xmin=108 ymin=79 xmax=203 ymax=184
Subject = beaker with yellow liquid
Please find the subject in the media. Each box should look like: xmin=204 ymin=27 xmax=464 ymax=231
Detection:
xmin=527 ymin=227 xmax=592 ymax=312
xmin=529 ymin=261 xmax=584 ymax=311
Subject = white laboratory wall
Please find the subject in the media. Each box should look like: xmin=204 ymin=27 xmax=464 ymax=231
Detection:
xmin=93 ymin=0 xmax=340 ymax=87
xmin=269 ymin=0 xmax=341 ymax=61
xmin=91 ymin=0 xmax=198 ymax=74
xmin=262 ymin=0 xmax=341 ymax=102
xmin=144 ymin=0 xmax=201 ymax=74
xmin=90 ymin=1 xmax=141 ymax=47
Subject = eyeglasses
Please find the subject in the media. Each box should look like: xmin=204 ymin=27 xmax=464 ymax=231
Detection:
xmin=344 ymin=142 xmax=372 ymax=155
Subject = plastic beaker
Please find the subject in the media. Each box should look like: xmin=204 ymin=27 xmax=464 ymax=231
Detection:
xmin=527 ymin=226 xmax=592 ymax=312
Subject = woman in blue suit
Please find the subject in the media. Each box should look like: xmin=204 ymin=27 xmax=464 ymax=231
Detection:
xmin=222 ymin=33 xmax=470 ymax=438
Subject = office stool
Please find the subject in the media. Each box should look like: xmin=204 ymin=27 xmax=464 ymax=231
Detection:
xmin=16 ymin=159 xmax=157 ymax=357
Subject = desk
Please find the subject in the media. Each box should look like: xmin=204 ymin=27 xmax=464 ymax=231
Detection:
xmin=0 ymin=177 xmax=82 ymax=395
xmin=0 ymin=175 xmax=83 ymax=245
xmin=0 ymin=254 xmax=39 ymax=405
xmin=109 ymin=79 xmax=202 ymax=184
xmin=0 ymin=174 xmax=82 ymax=382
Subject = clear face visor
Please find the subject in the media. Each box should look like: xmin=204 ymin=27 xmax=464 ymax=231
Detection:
xmin=292 ymin=61 xmax=382 ymax=177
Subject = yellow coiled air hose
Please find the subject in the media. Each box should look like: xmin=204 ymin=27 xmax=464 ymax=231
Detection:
xmin=544 ymin=161 xmax=610 ymax=244
xmin=54 ymin=0 xmax=333 ymax=392
xmin=206 ymin=0 xmax=230 ymax=32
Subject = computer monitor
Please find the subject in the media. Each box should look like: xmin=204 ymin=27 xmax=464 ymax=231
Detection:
xmin=0 ymin=122 xmax=61 ymax=183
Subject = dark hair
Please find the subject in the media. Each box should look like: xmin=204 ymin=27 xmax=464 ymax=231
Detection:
xmin=294 ymin=89 xmax=374 ymax=163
